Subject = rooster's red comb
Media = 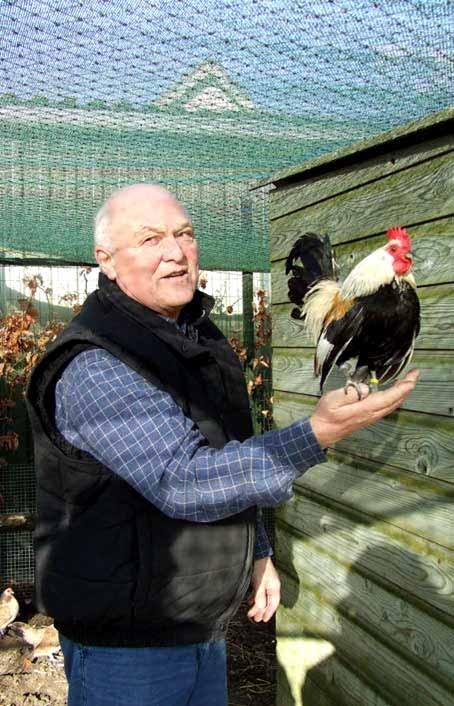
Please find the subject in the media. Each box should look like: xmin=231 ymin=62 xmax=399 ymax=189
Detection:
xmin=386 ymin=226 xmax=411 ymax=247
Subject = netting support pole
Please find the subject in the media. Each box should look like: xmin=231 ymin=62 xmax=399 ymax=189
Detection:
xmin=242 ymin=271 xmax=254 ymax=364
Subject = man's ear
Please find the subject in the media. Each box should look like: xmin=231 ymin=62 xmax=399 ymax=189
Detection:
xmin=95 ymin=246 xmax=116 ymax=280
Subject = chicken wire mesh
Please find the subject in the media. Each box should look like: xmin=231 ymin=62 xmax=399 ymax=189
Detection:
xmin=0 ymin=1 xmax=452 ymax=270
xmin=0 ymin=530 xmax=34 ymax=598
xmin=0 ymin=462 xmax=35 ymax=598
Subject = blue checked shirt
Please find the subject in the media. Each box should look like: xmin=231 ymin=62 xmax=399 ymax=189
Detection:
xmin=54 ymin=349 xmax=326 ymax=559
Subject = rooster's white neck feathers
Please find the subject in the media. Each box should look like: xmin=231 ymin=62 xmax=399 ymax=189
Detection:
xmin=341 ymin=247 xmax=395 ymax=299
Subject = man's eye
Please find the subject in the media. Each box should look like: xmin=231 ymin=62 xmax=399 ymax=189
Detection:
xmin=144 ymin=236 xmax=160 ymax=246
xmin=179 ymin=231 xmax=195 ymax=241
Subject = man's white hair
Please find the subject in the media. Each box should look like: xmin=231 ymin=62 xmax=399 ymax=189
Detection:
xmin=93 ymin=183 xmax=183 ymax=252
xmin=93 ymin=201 xmax=114 ymax=251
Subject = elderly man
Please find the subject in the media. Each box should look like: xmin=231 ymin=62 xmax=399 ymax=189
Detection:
xmin=26 ymin=184 xmax=418 ymax=706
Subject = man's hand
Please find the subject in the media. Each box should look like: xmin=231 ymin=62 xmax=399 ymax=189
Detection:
xmin=247 ymin=556 xmax=281 ymax=623
xmin=310 ymin=368 xmax=419 ymax=449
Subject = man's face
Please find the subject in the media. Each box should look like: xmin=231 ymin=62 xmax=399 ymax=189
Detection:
xmin=97 ymin=189 xmax=199 ymax=319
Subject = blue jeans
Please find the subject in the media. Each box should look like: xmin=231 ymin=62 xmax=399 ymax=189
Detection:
xmin=60 ymin=634 xmax=228 ymax=706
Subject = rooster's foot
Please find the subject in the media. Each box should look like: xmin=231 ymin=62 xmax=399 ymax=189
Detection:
xmin=344 ymin=381 xmax=364 ymax=400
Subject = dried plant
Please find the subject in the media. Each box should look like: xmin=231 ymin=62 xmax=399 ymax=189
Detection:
xmin=0 ymin=274 xmax=88 ymax=390
xmin=0 ymin=303 xmax=64 ymax=389
xmin=229 ymin=288 xmax=273 ymax=433
xmin=229 ymin=337 xmax=248 ymax=365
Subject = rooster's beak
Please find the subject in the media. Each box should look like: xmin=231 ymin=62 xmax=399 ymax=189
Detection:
xmin=405 ymin=253 xmax=413 ymax=261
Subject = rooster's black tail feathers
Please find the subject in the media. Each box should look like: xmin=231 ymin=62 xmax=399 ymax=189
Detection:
xmin=285 ymin=233 xmax=336 ymax=317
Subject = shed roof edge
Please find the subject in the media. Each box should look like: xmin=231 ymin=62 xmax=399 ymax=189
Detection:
xmin=252 ymin=106 xmax=454 ymax=190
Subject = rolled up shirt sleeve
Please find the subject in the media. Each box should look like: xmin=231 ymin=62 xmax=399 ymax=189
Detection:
xmin=55 ymin=349 xmax=326 ymax=523
xmin=254 ymin=510 xmax=273 ymax=559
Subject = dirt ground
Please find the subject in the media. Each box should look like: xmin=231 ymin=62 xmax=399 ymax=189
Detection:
xmin=227 ymin=602 xmax=276 ymax=706
xmin=0 ymin=656 xmax=67 ymax=706
xmin=0 ymin=603 xmax=276 ymax=706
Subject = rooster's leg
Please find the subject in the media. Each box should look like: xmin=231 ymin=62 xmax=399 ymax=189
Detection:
xmin=340 ymin=360 xmax=369 ymax=400
xmin=369 ymin=370 xmax=379 ymax=392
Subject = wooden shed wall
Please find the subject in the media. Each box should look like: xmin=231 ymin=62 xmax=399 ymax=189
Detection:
xmin=269 ymin=109 xmax=454 ymax=706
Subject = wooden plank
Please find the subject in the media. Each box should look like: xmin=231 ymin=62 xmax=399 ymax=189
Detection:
xmin=269 ymin=135 xmax=454 ymax=220
xmin=273 ymin=348 xmax=454 ymax=418
xmin=277 ymin=574 xmax=454 ymax=706
xmin=299 ymin=675 xmax=337 ymax=706
xmin=296 ymin=655 xmax=390 ymax=706
xmin=276 ymin=493 xmax=454 ymax=619
xmin=270 ymin=151 xmax=454 ymax=261
xmin=271 ymin=216 xmax=454 ymax=292
xmin=292 ymin=450 xmax=454 ymax=549
xmin=277 ymin=639 xmax=389 ymax=706
xmin=273 ymin=391 xmax=454 ymax=482
xmin=271 ymin=284 xmax=454 ymax=349
xmin=276 ymin=525 xmax=454 ymax=689
xmin=256 ymin=106 xmax=454 ymax=188
xmin=333 ymin=220 xmax=454 ymax=288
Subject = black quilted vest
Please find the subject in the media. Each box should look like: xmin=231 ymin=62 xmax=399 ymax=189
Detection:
xmin=26 ymin=275 xmax=256 ymax=647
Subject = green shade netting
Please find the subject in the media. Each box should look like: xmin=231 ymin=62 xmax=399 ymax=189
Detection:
xmin=0 ymin=0 xmax=452 ymax=271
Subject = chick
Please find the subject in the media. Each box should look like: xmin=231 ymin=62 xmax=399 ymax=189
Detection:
xmin=0 ymin=588 xmax=19 ymax=636
xmin=8 ymin=621 xmax=60 ymax=661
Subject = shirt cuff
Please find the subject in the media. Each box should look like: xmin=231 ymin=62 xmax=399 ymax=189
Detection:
xmin=264 ymin=417 xmax=327 ymax=475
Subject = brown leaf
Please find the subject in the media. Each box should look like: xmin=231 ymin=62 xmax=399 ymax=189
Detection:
xmin=0 ymin=432 xmax=19 ymax=452
xmin=0 ymin=398 xmax=15 ymax=409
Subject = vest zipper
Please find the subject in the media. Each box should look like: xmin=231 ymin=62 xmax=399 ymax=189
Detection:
xmin=225 ymin=516 xmax=255 ymax=612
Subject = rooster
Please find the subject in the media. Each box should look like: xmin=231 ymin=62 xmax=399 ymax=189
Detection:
xmin=285 ymin=227 xmax=420 ymax=397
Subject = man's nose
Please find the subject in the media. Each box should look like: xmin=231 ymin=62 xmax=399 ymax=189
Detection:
xmin=161 ymin=235 xmax=185 ymax=261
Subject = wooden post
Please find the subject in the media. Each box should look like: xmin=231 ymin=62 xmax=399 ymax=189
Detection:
xmin=242 ymin=271 xmax=254 ymax=364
